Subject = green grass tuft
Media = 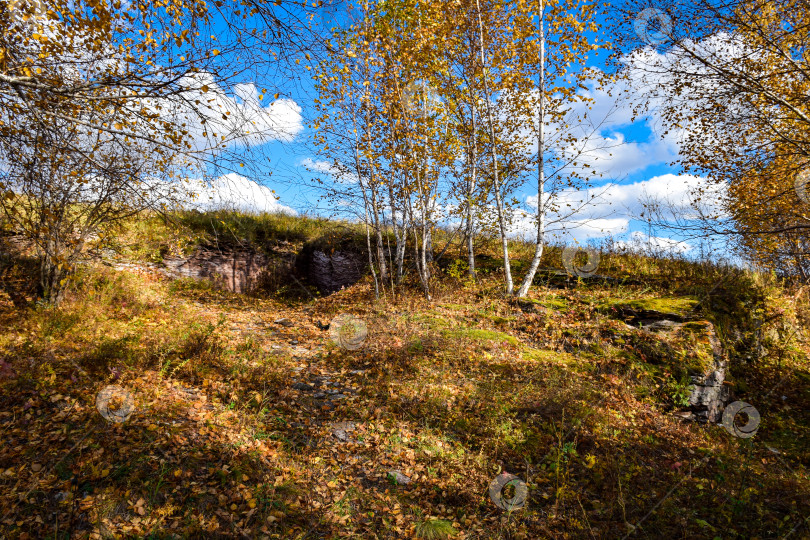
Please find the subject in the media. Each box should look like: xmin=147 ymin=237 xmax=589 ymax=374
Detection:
xmin=415 ymin=519 xmax=457 ymax=539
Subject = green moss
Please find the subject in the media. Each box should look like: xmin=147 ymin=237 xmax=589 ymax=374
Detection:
xmin=622 ymin=296 xmax=699 ymax=315
xmin=438 ymin=303 xmax=468 ymax=311
xmin=682 ymin=320 xmax=712 ymax=331
xmin=410 ymin=313 xmax=452 ymax=329
xmin=523 ymin=348 xmax=577 ymax=365
xmin=480 ymin=312 xmax=515 ymax=324
xmin=688 ymin=348 xmax=715 ymax=374
xmin=443 ymin=327 xmax=519 ymax=346
xmin=674 ymin=321 xmax=718 ymax=374
xmin=519 ymin=295 xmax=569 ymax=311
xmin=541 ymin=296 xmax=569 ymax=310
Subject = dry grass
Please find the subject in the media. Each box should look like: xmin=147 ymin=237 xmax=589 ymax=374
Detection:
xmin=0 ymin=214 xmax=808 ymax=539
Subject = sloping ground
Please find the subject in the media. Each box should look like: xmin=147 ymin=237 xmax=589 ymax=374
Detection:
xmin=0 ymin=256 xmax=809 ymax=539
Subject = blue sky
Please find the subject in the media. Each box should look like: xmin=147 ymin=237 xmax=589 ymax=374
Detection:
xmin=192 ymin=3 xmax=729 ymax=258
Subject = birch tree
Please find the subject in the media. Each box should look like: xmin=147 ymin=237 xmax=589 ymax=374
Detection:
xmin=514 ymin=0 xmax=608 ymax=297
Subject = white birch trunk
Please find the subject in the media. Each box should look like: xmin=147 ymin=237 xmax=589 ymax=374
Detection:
xmin=517 ymin=0 xmax=546 ymax=298
xmin=475 ymin=0 xmax=513 ymax=295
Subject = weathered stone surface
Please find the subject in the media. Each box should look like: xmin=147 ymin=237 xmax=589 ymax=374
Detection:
xmin=618 ymin=306 xmax=688 ymax=325
xmin=304 ymin=250 xmax=365 ymax=295
xmin=689 ymin=366 xmax=730 ymax=422
xmin=163 ymin=245 xmax=270 ymax=293
xmin=294 ymin=233 xmax=368 ymax=295
xmin=387 ymin=470 xmax=411 ymax=485
xmin=641 ymin=319 xmax=682 ymax=332
xmin=331 ymin=421 xmax=356 ymax=442
xmin=642 ymin=317 xmax=730 ymax=422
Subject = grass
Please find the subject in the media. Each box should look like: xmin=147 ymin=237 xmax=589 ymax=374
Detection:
xmin=0 ymin=211 xmax=808 ymax=539
xmin=415 ymin=519 xmax=457 ymax=539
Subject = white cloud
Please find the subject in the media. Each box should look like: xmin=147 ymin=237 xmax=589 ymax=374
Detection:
xmin=301 ymin=157 xmax=337 ymax=175
xmin=501 ymin=37 xmax=740 ymax=244
xmin=167 ymin=72 xmax=304 ymax=152
xmin=511 ymin=206 xmax=629 ymax=242
xmin=300 ymin=157 xmax=359 ymax=185
xmin=501 ymin=79 xmax=680 ymax=180
xmin=503 ymin=37 xmax=755 ymax=181
xmin=182 ymin=173 xmax=297 ymax=215
xmin=621 ymin=173 xmax=728 ymax=220
xmin=548 ymin=79 xmax=681 ymax=179
xmin=515 ymin=173 xmax=724 ymax=242
xmin=565 ymin=131 xmax=677 ymax=178
xmin=618 ymin=32 xmax=765 ymax=161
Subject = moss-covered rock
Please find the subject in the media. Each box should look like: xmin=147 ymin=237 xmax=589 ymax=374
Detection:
xmin=600 ymin=296 xmax=699 ymax=323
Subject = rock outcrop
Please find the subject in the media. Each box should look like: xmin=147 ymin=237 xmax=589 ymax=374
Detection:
xmin=641 ymin=316 xmax=730 ymax=422
xmin=162 ymin=245 xmax=270 ymax=293
xmin=304 ymin=249 xmax=365 ymax=295
xmin=296 ymin=233 xmax=368 ymax=295
xmin=679 ymin=321 xmax=729 ymax=422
